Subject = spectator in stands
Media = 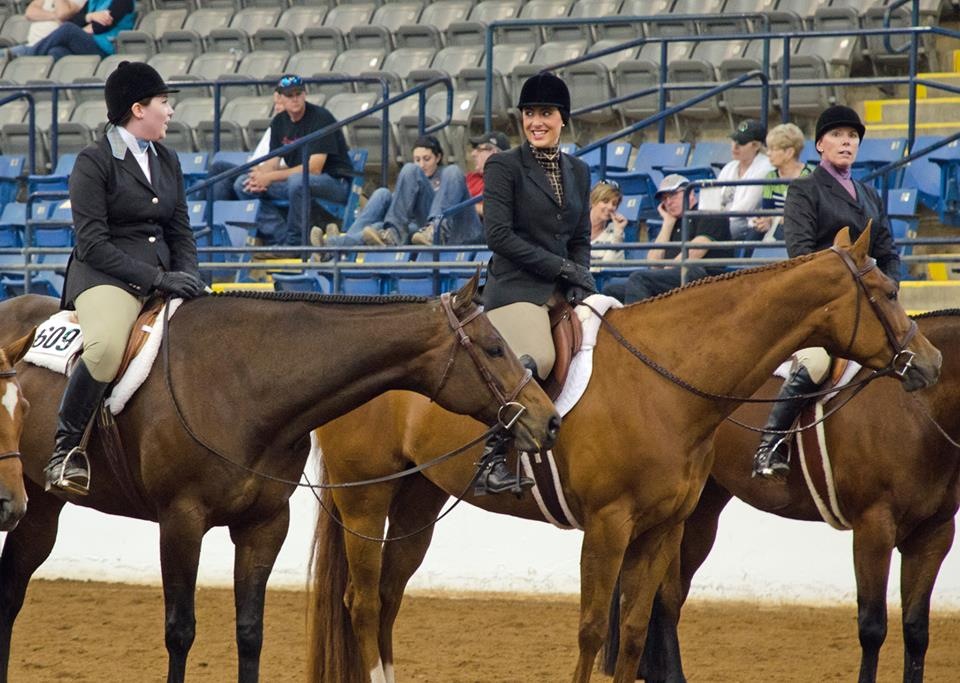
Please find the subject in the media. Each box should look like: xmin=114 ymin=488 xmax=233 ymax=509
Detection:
xmin=752 ymin=105 xmax=901 ymax=480
xmin=43 ymin=62 xmax=204 ymax=495
xmin=234 ymin=74 xmax=353 ymax=250
xmin=4 ymin=0 xmax=134 ymax=60
xmin=589 ymin=179 xmax=628 ymax=262
xmin=477 ymin=71 xmax=594 ymax=495
xmin=751 ymin=123 xmax=816 ymax=239
xmin=699 ymin=119 xmax=772 ymax=241
xmin=339 ymin=135 xmax=483 ymax=248
xmin=23 ymin=0 xmax=86 ymax=47
xmin=207 ymin=92 xmax=285 ymax=203
xmin=603 ymin=174 xmax=732 ymax=304
xmin=408 ymin=130 xmax=510 ymax=245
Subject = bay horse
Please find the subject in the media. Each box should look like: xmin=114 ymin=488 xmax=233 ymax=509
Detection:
xmin=0 ymin=276 xmax=560 ymax=683
xmin=612 ymin=309 xmax=960 ymax=683
xmin=0 ymin=330 xmax=35 ymax=532
xmin=307 ymin=229 xmax=942 ymax=683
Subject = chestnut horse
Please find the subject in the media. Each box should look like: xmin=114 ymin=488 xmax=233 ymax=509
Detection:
xmin=307 ymin=230 xmax=942 ymax=683
xmin=0 ymin=276 xmax=560 ymax=683
xmin=0 ymin=330 xmax=35 ymax=532
xmin=614 ymin=309 xmax=960 ymax=683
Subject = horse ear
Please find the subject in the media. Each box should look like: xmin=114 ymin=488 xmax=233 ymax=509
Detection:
xmin=851 ymin=221 xmax=872 ymax=260
xmin=2 ymin=328 xmax=35 ymax=365
xmin=452 ymin=270 xmax=480 ymax=311
xmin=833 ymin=226 xmax=852 ymax=248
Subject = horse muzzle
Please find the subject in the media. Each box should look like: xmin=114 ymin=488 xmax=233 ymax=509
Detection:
xmin=513 ymin=411 xmax=561 ymax=453
xmin=900 ymin=345 xmax=941 ymax=392
xmin=0 ymin=492 xmax=26 ymax=532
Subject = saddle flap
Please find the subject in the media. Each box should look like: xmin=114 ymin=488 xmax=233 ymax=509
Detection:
xmin=543 ymin=300 xmax=583 ymax=401
xmin=115 ymin=296 xmax=166 ymax=380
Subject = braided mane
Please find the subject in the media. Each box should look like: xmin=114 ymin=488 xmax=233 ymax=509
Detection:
xmin=210 ymin=290 xmax=429 ymax=305
xmin=624 ymin=252 xmax=818 ymax=307
xmin=912 ymin=308 xmax=960 ymax=320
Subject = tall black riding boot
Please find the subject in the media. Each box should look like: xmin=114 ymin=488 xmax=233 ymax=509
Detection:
xmin=43 ymin=359 xmax=110 ymax=495
xmin=751 ymin=366 xmax=819 ymax=479
xmin=473 ymin=354 xmax=538 ymax=496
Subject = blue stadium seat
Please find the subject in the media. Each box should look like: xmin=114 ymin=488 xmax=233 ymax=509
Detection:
xmin=664 ymin=140 xmax=728 ymax=181
xmin=902 ymin=135 xmax=944 ymax=212
xmin=852 ymin=137 xmax=906 ymax=190
xmin=178 ymin=151 xmax=209 ymax=192
xmin=887 ymin=187 xmax=918 ymax=280
xmin=0 ymin=155 xmax=24 ymax=213
xmin=920 ymin=138 xmax=960 ymax=225
xmin=629 ymin=142 xmax=691 ymax=184
xmin=26 ymin=153 xmax=76 ymax=196
xmin=578 ymin=141 xmax=633 ymax=173
xmin=272 ymin=271 xmax=332 ymax=293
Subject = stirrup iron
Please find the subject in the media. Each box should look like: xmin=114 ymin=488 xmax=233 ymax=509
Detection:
xmin=45 ymin=446 xmax=91 ymax=496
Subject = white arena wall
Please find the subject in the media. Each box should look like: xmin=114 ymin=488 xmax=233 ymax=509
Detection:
xmin=5 ymin=450 xmax=960 ymax=608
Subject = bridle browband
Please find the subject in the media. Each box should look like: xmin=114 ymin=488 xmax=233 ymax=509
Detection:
xmin=432 ymin=291 xmax=532 ymax=430
xmin=0 ymin=368 xmax=21 ymax=463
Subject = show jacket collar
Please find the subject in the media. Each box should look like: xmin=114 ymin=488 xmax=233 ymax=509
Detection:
xmin=105 ymin=124 xmax=158 ymax=194
xmin=106 ymin=123 xmax=156 ymax=160
xmin=814 ymin=164 xmax=861 ymax=213
xmin=520 ymin=141 xmax=577 ymax=208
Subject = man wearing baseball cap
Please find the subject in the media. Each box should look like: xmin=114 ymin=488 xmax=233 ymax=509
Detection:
xmin=603 ymin=173 xmax=732 ymax=304
xmin=408 ymin=130 xmax=510 ymax=245
xmin=234 ymin=74 xmax=354 ymax=249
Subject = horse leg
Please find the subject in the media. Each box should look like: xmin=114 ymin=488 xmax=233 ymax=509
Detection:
xmin=335 ymin=484 xmax=399 ymax=683
xmin=229 ymin=505 xmax=290 ymax=683
xmin=159 ymin=505 xmax=207 ymax=683
xmin=639 ymin=478 xmax=733 ymax=682
xmin=571 ymin=510 xmax=634 ymax=683
xmin=851 ymin=513 xmax=897 ymax=683
xmin=613 ymin=522 xmax=684 ymax=683
xmin=378 ymin=475 xmax=449 ymax=683
xmin=0 ymin=484 xmax=64 ymax=683
xmin=898 ymin=516 xmax=955 ymax=683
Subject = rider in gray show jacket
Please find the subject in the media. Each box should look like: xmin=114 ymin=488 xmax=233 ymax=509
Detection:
xmin=476 ymin=71 xmax=595 ymax=496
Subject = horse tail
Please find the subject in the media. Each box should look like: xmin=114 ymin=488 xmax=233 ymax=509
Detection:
xmin=307 ymin=456 xmax=365 ymax=683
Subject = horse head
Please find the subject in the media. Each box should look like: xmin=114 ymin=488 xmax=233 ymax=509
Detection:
xmin=430 ymin=273 xmax=560 ymax=453
xmin=829 ymin=227 xmax=940 ymax=391
xmin=0 ymin=329 xmax=34 ymax=532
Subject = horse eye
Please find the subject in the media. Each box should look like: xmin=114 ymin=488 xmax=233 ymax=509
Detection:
xmin=487 ymin=344 xmax=505 ymax=358
xmin=887 ymin=291 xmax=898 ymax=301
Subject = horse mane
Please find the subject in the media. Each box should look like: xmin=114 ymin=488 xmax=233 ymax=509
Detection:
xmin=912 ymin=308 xmax=960 ymax=320
xmin=623 ymin=252 xmax=818 ymax=307
xmin=210 ymin=290 xmax=429 ymax=305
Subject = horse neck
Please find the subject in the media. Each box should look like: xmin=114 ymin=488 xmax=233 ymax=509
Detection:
xmin=182 ymin=297 xmax=443 ymax=446
xmin=918 ymin=316 xmax=960 ymax=444
xmin=607 ymin=256 xmax=848 ymax=417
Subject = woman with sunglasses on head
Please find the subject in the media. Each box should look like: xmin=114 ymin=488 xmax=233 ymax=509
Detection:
xmin=750 ymin=122 xmax=815 ymax=239
xmin=751 ymin=105 xmax=902 ymax=480
xmin=43 ymin=61 xmax=205 ymax=495
xmin=589 ymin=180 xmax=629 ymax=262
xmin=476 ymin=71 xmax=595 ymax=496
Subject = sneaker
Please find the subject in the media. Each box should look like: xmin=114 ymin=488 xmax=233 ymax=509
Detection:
xmin=324 ymin=222 xmax=341 ymax=241
xmin=309 ymin=226 xmax=324 ymax=247
xmin=410 ymin=224 xmax=434 ymax=246
xmin=381 ymin=227 xmax=399 ymax=246
xmin=361 ymin=226 xmax=384 ymax=246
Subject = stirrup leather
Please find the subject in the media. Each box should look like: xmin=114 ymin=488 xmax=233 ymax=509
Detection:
xmin=45 ymin=446 xmax=91 ymax=496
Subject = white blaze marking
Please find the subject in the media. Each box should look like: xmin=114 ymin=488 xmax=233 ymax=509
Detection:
xmin=384 ymin=663 xmax=395 ymax=683
xmin=1 ymin=382 xmax=17 ymax=420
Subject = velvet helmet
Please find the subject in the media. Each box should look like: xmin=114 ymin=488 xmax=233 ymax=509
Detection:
xmin=814 ymin=105 xmax=865 ymax=143
xmin=105 ymin=61 xmax=178 ymax=125
xmin=517 ymin=72 xmax=571 ymax=123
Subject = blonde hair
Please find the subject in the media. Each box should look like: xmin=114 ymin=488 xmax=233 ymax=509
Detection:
xmin=590 ymin=181 xmax=622 ymax=208
xmin=766 ymin=123 xmax=805 ymax=159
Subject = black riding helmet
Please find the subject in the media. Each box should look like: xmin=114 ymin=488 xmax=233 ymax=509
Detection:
xmin=517 ymin=72 xmax=570 ymax=124
xmin=815 ymin=105 xmax=865 ymax=143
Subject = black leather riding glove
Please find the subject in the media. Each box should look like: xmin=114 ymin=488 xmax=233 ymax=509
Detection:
xmin=566 ymin=285 xmax=589 ymax=305
xmin=558 ymin=259 xmax=597 ymax=292
xmin=153 ymin=270 xmax=206 ymax=299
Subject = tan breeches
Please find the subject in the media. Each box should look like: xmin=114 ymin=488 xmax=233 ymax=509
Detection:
xmin=74 ymin=285 xmax=144 ymax=382
xmin=791 ymin=346 xmax=831 ymax=384
xmin=486 ymin=301 xmax=555 ymax=380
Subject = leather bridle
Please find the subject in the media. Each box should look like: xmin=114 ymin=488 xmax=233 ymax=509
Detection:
xmin=830 ymin=246 xmax=917 ymax=379
xmin=0 ymin=368 xmax=21 ymax=463
xmin=432 ymin=291 xmax=532 ymax=430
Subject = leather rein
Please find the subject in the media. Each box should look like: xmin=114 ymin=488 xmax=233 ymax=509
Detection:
xmin=585 ymin=247 xmax=919 ymax=435
xmin=0 ymin=368 xmax=21 ymax=462
xmin=162 ymin=293 xmax=532 ymax=491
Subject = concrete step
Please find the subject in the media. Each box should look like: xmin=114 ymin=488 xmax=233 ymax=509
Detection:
xmin=901 ymin=280 xmax=960 ymax=313
xmin=863 ymin=96 xmax=960 ymax=126
xmin=866 ymin=122 xmax=960 ymax=136
xmin=916 ymin=73 xmax=960 ymax=98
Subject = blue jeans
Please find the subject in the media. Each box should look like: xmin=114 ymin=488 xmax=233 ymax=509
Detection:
xmin=327 ymin=186 xmax=392 ymax=248
xmin=206 ymin=158 xmax=241 ymax=202
xmin=328 ymin=163 xmax=482 ymax=246
xmin=234 ymin=171 xmax=349 ymax=247
xmin=13 ymin=23 xmax=107 ymax=60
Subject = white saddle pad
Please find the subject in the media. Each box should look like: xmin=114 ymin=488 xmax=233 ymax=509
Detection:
xmin=24 ymin=299 xmax=182 ymax=414
xmin=554 ymin=293 xmax=623 ymax=416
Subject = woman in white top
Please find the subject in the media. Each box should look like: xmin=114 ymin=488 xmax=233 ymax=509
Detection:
xmin=589 ymin=180 xmax=628 ymax=262
xmin=699 ymin=119 xmax=773 ymax=241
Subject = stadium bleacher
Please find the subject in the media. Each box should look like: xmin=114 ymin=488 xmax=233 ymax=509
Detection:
xmin=0 ymin=0 xmax=955 ymax=299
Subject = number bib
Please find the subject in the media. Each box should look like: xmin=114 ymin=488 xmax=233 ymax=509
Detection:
xmin=23 ymin=311 xmax=84 ymax=375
